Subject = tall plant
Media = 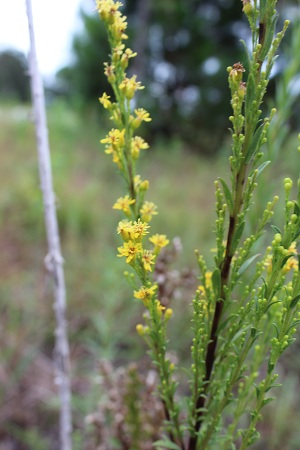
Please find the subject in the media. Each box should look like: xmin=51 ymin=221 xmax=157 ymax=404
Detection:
xmin=96 ymin=0 xmax=300 ymax=448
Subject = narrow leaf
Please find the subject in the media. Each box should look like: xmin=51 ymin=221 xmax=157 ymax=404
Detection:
xmin=245 ymin=124 xmax=264 ymax=163
xmin=268 ymin=361 xmax=274 ymax=374
xmin=219 ymin=177 xmax=233 ymax=213
xmin=239 ymin=39 xmax=251 ymax=67
xmin=245 ymin=73 xmax=256 ymax=118
xmin=238 ymin=253 xmax=260 ymax=276
xmin=294 ymin=201 xmax=300 ymax=216
xmin=280 ymin=254 xmax=294 ymax=269
xmin=263 ymin=396 xmax=276 ymax=406
xmin=287 ymin=320 xmax=300 ymax=334
xmin=260 ymin=16 xmax=277 ymax=60
xmin=212 ymin=268 xmax=221 ymax=299
xmin=272 ymin=322 xmax=279 ymax=339
xmin=256 ymin=160 xmax=271 ymax=176
xmin=230 ymin=221 xmax=245 ymax=254
xmin=271 ymin=225 xmax=281 ymax=234
xmin=261 ymin=276 xmax=267 ymax=298
xmin=265 ymin=383 xmax=282 ymax=392
xmin=289 ymin=294 xmax=300 ymax=310
xmin=265 ymin=301 xmax=281 ymax=312
xmin=292 ymin=228 xmax=300 ymax=241
xmin=218 ymin=314 xmax=239 ymax=333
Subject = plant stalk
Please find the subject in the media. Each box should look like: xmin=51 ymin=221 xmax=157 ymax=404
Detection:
xmin=25 ymin=2 xmax=72 ymax=449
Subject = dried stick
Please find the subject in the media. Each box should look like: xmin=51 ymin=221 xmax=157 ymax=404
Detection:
xmin=25 ymin=1 xmax=72 ymax=449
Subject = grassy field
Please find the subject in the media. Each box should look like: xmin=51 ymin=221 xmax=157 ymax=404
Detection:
xmin=1 ymin=100 xmax=300 ymax=449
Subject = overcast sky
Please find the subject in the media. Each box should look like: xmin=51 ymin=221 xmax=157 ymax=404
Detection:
xmin=0 ymin=0 xmax=93 ymax=76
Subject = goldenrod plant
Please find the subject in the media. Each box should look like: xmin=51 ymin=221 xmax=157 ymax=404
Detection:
xmin=96 ymin=0 xmax=300 ymax=448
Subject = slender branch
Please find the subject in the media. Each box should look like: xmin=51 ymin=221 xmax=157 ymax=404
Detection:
xmin=25 ymin=2 xmax=72 ymax=449
xmin=188 ymin=159 xmax=248 ymax=450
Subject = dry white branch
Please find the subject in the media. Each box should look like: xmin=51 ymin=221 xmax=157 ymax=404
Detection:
xmin=25 ymin=1 xmax=72 ymax=449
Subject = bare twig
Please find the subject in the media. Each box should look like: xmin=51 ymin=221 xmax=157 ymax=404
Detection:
xmin=25 ymin=1 xmax=72 ymax=449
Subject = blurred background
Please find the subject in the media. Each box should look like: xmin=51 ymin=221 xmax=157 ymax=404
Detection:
xmin=1 ymin=0 xmax=300 ymax=449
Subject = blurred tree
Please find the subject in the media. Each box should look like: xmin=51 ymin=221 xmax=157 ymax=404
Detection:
xmin=57 ymin=9 xmax=111 ymax=109
xmin=141 ymin=0 xmax=246 ymax=151
xmin=58 ymin=0 xmax=246 ymax=152
xmin=0 ymin=50 xmax=30 ymax=102
xmin=58 ymin=0 xmax=298 ymax=152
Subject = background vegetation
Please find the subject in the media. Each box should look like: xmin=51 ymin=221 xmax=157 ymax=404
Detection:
xmin=1 ymin=0 xmax=300 ymax=448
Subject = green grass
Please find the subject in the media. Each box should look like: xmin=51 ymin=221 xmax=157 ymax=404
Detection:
xmin=1 ymin=100 xmax=300 ymax=449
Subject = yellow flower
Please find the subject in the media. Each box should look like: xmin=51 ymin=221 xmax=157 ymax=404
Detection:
xmin=242 ymin=0 xmax=253 ymax=15
xmin=112 ymin=43 xmax=125 ymax=62
xmin=113 ymin=195 xmax=135 ymax=213
xmin=111 ymin=13 xmax=128 ymax=41
xmin=99 ymin=92 xmax=112 ymax=109
xmin=136 ymin=324 xmax=145 ymax=335
xmin=131 ymin=136 xmax=149 ymax=159
xmin=101 ymin=128 xmax=125 ymax=150
xmin=142 ymin=250 xmax=155 ymax=272
xmin=119 ymin=75 xmax=144 ymax=100
xmin=229 ymin=62 xmax=245 ymax=83
xmin=155 ymin=299 xmax=166 ymax=317
xmin=104 ymin=63 xmax=116 ymax=83
xmin=134 ymin=176 xmax=149 ymax=192
xmin=264 ymin=242 xmax=298 ymax=274
xmin=96 ymin=0 xmax=123 ymax=22
xmin=134 ymin=284 xmax=157 ymax=306
xmin=117 ymin=220 xmax=134 ymax=240
xmin=132 ymin=108 xmax=152 ymax=129
xmin=198 ymin=271 xmax=213 ymax=293
xmin=140 ymin=201 xmax=158 ymax=222
xmin=164 ymin=308 xmax=173 ymax=321
xmin=283 ymin=242 xmax=298 ymax=274
xmin=118 ymin=240 xmax=142 ymax=263
xmin=132 ymin=219 xmax=150 ymax=240
xmin=120 ymin=48 xmax=137 ymax=69
xmin=149 ymin=234 xmax=169 ymax=251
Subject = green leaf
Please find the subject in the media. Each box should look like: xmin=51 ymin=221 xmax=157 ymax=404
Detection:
xmin=153 ymin=440 xmax=181 ymax=450
xmin=230 ymin=221 xmax=245 ymax=254
xmin=260 ymin=16 xmax=277 ymax=60
xmin=287 ymin=320 xmax=300 ymax=333
xmin=245 ymin=73 xmax=256 ymax=120
xmin=245 ymin=123 xmax=265 ymax=163
xmin=261 ymin=276 xmax=267 ymax=299
xmin=292 ymin=229 xmax=300 ymax=241
xmin=265 ymin=301 xmax=281 ymax=312
xmin=271 ymin=225 xmax=281 ymax=234
xmin=238 ymin=253 xmax=260 ymax=277
xmin=263 ymin=396 xmax=276 ymax=406
xmin=218 ymin=177 xmax=233 ymax=213
xmin=268 ymin=361 xmax=274 ymax=374
xmin=239 ymin=39 xmax=251 ymax=68
xmin=294 ymin=201 xmax=300 ymax=216
xmin=280 ymin=254 xmax=294 ymax=269
xmin=265 ymin=383 xmax=282 ymax=392
xmin=218 ymin=314 xmax=239 ymax=333
xmin=212 ymin=268 xmax=221 ymax=299
xmin=256 ymin=160 xmax=271 ymax=176
xmin=272 ymin=322 xmax=279 ymax=338
xmin=255 ymin=385 xmax=260 ymax=398
xmin=289 ymin=294 xmax=300 ymax=310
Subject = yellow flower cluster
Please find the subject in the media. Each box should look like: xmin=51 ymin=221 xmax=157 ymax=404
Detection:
xmin=264 ymin=242 xmax=299 ymax=275
xmin=96 ymin=0 xmax=171 ymax=320
xmin=96 ymin=0 xmax=128 ymax=42
xmin=198 ymin=271 xmax=213 ymax=295
xmin=117 ymin=218 xmax=169 ymax=274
